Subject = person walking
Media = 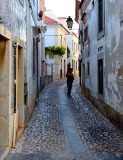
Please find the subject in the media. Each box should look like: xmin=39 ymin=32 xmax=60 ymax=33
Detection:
xmin=66 ymin=68 xmax=74 ymax=97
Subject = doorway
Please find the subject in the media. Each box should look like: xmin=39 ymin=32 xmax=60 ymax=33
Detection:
xmin=64 ymin=60 xmax=66 ymax=78
xmin=0 ymin=26 xmax=12 ymax=147
xmin=15 ymin=37 xmax=24 ymax=139
xmin=60 ymin=59 xmax=62 ymax=79
xmin=98 ymin=59 xmax=103 ymax=94
xmin=82 ymin=64 xmax=86 ymax=95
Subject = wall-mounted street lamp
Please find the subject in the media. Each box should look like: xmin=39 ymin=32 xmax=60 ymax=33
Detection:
xmin=38 ymin=10 xmax=43 ymax=20
xmin=66 ymin=16 xmax=73 ymax=30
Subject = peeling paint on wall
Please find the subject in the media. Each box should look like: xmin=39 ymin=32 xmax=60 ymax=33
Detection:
xmin=117 ymin=65 xmax=123 ymax=77
xmin=105 ymin=71 xmax=122 ymax=113
xmin=80 ymin=0 xmax=123 ymax=115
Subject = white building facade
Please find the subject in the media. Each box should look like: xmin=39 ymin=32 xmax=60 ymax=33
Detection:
xmin=78 ymin=0 xmax=123 ymax=131
xmin=44 ymin=13 xmax=69 ymax=80
xmin=0 ymin=0 xmax=43 ymax=151
xmin=67 ymin=32 xmax=79 ymax=77
xmin=59 ymin=17 xmax=80 ymax=77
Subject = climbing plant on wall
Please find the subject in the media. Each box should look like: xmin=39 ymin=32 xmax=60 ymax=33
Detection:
xmin=45 ymin=46 xmax=66 ymax=57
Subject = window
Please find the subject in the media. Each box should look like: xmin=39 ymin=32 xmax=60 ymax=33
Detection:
xmin=24 ymin=83 xmax=28 ymax=105
xmin=98 ymin=0 xmax=103 ymax=33
xmin=84 ymin=26 xmax=88 ymax=42
xmin=82 ymin=64 xmax=85 ymax=84
xmin=64 ymin=38 xmax=66 ymax=46
xmin=59 ymin=36 xmax=62 ymax=45
xmin=98 ymin=59 xmax=103 ymax=94
xmin=87 ymin=62 xmax=90 ymax=76
xmin=92 ymin=0 xmax=94 ymax=8
xmin=76 ymin=61 xmax=78 ymax=70
xmin=60 ymin=59 xmax=62 ymax=78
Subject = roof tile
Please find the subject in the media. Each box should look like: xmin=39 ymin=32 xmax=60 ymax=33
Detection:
xmin=44 ymin=16 xmax=59 ymax=24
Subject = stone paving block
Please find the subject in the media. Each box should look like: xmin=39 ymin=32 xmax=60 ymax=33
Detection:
xmin=5 ymin=80 xmax=123 ymax=160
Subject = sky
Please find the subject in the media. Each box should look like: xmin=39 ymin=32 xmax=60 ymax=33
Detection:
xmin=45 ymin=0 xmax=79 ymax=32
xmin=45 ymin=0 xmax=75 ymax=20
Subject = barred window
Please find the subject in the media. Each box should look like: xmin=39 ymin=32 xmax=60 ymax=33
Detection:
xmin=98 ymin=0 xmax=103 ymax=33
xmin=84 ymin=26 xmax=88 ymax=42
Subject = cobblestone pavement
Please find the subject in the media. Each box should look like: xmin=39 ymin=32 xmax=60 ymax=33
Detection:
xmin=6 ymin=80 xmax=123 ymax=160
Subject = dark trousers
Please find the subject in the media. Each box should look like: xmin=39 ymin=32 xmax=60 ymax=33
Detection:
xmin=67 ymin=82 xmax=73 ymax=96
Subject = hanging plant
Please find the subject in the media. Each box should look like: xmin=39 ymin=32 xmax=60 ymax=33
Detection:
xmin=45 ymin=46 xmax=66 ymax=57
xmin=45 ymin=46 xmax=56 ymax=57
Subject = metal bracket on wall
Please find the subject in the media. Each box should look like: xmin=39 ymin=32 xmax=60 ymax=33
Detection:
xmin=13 ymin=40 xmax=18 ymax=47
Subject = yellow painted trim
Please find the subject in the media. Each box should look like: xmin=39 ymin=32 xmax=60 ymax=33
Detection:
xmin=0 ymin=25 xmax=12 ymax=147
xmin=15 ymin=36 xmax=25 ymax=48
xmin=0 ymin=24 xmax=12 ymax=40
xmin=15 ymin=36 xmax=25 ymax=132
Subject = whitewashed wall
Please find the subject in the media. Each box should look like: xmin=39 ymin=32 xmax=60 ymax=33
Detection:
xmin=80 ymin=0 xmax=123 ymax=114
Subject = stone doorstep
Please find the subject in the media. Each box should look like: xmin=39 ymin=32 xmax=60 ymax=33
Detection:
xmin=0 ymin=128 xmax=24 ymax=160
xmin=0 ymin=147 xmax=10 ymax=160
xmin=18 ymin=128 xmax=24 ymax=139
xmin=15 ymin=128 xmax=24 ymax=146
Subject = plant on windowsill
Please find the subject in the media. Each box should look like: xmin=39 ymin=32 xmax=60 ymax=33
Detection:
xmin=45 ymin=46 xmax=66 ymax=57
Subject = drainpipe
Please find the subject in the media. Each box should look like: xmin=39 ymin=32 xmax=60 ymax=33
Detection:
xmin=36 ymin=35 xmax=40 ymax=99
xmin=12 ymin=40 xmax=18 ymax=113
xmin=37 ymin=39 xmax=39 ymax=99
xmin=79 ymin=58 xmax=82 ymax=86
xmin=12 ymin=41 xmax=17 ymax=148
xmin=13 ymin=47 xmax=16 ymax=113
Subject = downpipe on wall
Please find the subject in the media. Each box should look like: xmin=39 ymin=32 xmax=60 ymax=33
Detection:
xmin=36 ymin=35 xmax=40 ymax=101
xmin=12 ymin=41 xmax=17 ymax=148
xmin=79 ymin=58 xmax=82 ymax=86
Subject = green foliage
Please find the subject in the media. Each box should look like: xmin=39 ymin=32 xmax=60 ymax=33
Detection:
xmin=45 ymin=46 xmax=56 ymax=57
xmin=67 ymin=46 xmax=70 ymax=58
xmin=45 ymin=46 xmax=66 ymax=57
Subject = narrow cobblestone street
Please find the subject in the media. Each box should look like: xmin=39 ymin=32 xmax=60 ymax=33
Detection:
xmin=6 ymin=80 xmax=123 ymax=160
